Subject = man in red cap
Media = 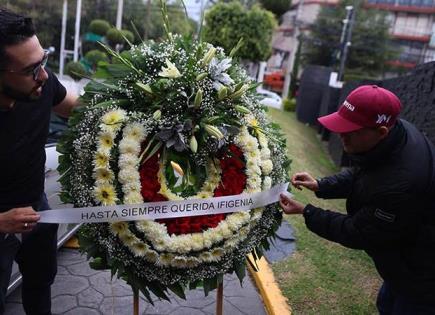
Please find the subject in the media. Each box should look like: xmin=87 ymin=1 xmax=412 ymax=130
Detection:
xmin=280 ymin=85 xmax=435 ymax=314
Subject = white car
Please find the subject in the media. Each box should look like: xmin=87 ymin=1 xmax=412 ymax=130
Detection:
xmin=7 ymin=113 xmax=79 ymax=295
xmin=256 ymin=88 xmax=283 ymax=109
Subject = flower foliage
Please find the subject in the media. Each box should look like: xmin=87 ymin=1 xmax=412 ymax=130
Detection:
xmin=57 ymin=34 xmax=290 ymax=302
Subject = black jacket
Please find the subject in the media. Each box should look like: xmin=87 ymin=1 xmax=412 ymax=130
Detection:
xmin=304 ymin=119 xmax=435 ymax=303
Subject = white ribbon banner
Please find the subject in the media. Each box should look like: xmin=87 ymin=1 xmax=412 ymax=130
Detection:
xmin=39 ymin=183 xmax=290 ymax=224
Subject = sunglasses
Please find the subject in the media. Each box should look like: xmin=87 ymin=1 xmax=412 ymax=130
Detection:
xmin=1 ymin=50 xmax=49 ymax=81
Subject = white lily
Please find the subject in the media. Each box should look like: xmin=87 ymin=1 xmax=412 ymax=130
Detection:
xmin=158 ymin=59 xmax=181 ymax=78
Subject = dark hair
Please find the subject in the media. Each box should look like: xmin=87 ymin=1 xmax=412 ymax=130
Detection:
xmin=0 ymin=8 xmax=36 ymax=67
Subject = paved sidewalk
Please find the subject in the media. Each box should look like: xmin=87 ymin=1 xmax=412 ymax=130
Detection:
xmin=5 ymin=248 xmax=266 ymax=315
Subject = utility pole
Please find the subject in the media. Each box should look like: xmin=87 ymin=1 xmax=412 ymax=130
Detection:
xmin=282 ymin=0 xmax=304 ymax=99
xmin=116 ymin=0 xmax=124 ymax=30
xmin=73 ymin=0 xmax=82 ymax=62
xmin=59 ymin=0 xmax=68 ymax=79
xmin=337 ymin=5 xmax=355 ymax=82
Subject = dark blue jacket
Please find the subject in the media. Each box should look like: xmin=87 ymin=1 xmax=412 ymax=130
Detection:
xmin=304 ymin=119 xmax=435 ymax=303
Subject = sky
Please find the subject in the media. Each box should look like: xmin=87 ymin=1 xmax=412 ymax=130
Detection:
xmin=180 ymin=0 xmax=206 ymax=22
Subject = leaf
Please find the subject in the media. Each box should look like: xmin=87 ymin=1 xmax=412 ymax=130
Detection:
xmin=167 ymin=283 xmax=186 ymax=300
xmin=141 ymin=141 xmax=162 ymax=164
xmin=203 ymin=276 xmax=218 ymax=296
xmin=234 ymin=262 xmax=246 ymax=286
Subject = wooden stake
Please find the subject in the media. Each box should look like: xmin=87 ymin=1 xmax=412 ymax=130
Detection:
xmin=133 ymin=287 xmax=139 ymax=315
xmin=216 ymin=282 xmax=224 ymax=315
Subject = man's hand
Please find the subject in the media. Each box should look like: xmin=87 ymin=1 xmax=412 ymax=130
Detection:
xmin=0 ymin=207 xmax=40 ymax=233
xmin=291 ymin=172 xmax=319 ymax=191
xmin=279 ymin=193 xmax=305 ymax=215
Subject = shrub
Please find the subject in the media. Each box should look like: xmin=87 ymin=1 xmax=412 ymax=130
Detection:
xmin=89 ymin=19 xmax=111 ymax=36
xmin=85 ymin=50 xmax=109 ymax=69
xmin=65 ymin=61 xmax=87 ymax=81
xmin=283 ymin=98 xmax=296 ymax=112
xmin=106 ymin=28 xmax=134 ymax=46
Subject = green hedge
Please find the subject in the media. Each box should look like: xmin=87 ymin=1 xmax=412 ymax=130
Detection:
xmin=89 ymin=19 xmax=111 ymax=36
xmin=65 ymin=61 xmax=87 ymax=81
xmin=283 ymin=98 xmax=296 ymax=112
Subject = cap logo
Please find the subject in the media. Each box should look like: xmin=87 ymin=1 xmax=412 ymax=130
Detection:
xmin=376 ymin=114 xmax=391 ymax=124
xmin=343 ymin=100 xmax=355 ymax=111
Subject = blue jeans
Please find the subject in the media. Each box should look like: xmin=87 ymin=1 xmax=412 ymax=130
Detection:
xmin=0 ymin=194 xmax=58 ymax=315
xmin=376 ymin=282 xmax=435 ymax=315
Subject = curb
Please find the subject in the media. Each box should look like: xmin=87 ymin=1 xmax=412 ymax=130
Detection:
xmin=248 ymin=255 xmax=292 ymax=315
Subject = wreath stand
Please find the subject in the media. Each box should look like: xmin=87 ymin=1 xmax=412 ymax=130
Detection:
xmin=132 ymin=282 xmax=224 ymax=315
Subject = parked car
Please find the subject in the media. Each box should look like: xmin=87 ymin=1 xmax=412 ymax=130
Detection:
xmin=257 ymin=88 xmax=283 ymax=109
xmin=7 ymin=112 xmax=79 ymax=295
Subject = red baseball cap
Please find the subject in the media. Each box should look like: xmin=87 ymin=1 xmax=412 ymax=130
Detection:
xmin=318 ymin=85 xmax=402 ymax=133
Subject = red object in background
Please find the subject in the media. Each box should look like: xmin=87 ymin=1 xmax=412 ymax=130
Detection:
xmin=264 ymin=71 xmax=284 ymax=93
xmin=139 ymin=144 xmax=247 ymax=235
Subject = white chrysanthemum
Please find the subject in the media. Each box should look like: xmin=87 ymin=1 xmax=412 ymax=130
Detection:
xmin=94 ymin=167 xmax=114 ymax=183
xmin=261 ymin=160 xmax=273 ymax=175
xmin=111 ymin=222 xmax=129 ymax=235
xmin=122 ymin=181 xmax=142 ymax=194
xmin=190 ymin=233 xmax=204 ymax=251
xmin=261 ymin=148 xmax=271 ymax=159
xmin=123 ymin=123 xmax=146 ymax=142
xmin=118 ymin=154 xmax=138 ymax=169
xmin=94 ymin=184 xmax=118 ymax=205
xmin=123 ymin=192 xmax=143 ymax=205
xmin=97 ymin=132 xmax=115 ymax=151
xmin=172 ymin=256 xmax=188 ymax=268
xmin=131 ymin=242 xmax=148 ymax=257
xmin=101 ymin=109 xmax=127 ymax=126
xmin=119 ymin=138 xmax=141 ymax=155
xmin=185 ymin=257 xmax=200 ymax=268
xmin=157 ymin=253 xmax=174 ymax=266
xmin=119 ymin=232 xmax=136 ymax=246
xmin=118 ymin=168 xmax=140 ymax=183
xmin=247 ymin=176 xmax=261 ymax=190
xmin=94 ymin=151 xmax=110 ymax=169
xmin=144 ymin=250 xmax=159 ymax=263
xmin=211 ymin=248 xmax=225 ymax=260
xmin=203 ymin=233 xmax=214 ymax=249
xmin=199 ymin=252 xmax=213 ymax=263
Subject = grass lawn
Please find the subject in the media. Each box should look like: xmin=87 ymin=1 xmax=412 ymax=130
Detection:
xmin=267 ymin=109 xmax=381 ymax=314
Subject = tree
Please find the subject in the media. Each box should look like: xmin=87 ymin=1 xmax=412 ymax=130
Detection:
xmin=302 ymin=0 xmax=395 ymax=78
xmin=204 ymin=1 xmax=277 ymax=62
xmin=259 ymin=0 xmax=291 ymax=18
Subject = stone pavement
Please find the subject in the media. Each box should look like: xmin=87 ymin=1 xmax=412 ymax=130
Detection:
xmin=5 ymin=248 xmax=266 ymax=315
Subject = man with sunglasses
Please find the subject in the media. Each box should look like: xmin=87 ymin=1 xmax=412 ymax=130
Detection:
xmin=280 ymin=85 xmax=435 ymax=314
xmin=0 ymin=9 xmax=78 ymax=315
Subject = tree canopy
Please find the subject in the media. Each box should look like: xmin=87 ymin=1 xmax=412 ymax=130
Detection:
xmin=203 ymin=1 xmax=277 ymax=62
xmin=302 ymin=0 xmax=395 ymax=78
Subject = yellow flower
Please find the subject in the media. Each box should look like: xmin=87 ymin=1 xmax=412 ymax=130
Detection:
xmin=94 ymin=167 xmax=114 ymax=182
xmin=131 ymin=242 xmax=148 ymax=256
xmin=97 ymin=132 xmax=115 ymax=153
xmin=94 ymin=151 xmax=110 ymax=168
xmin=158 ymin=253 xmax=174 ymax=266
xmin=158 ymin=59 xmax=181 ymax=78
xmin=102 ymin=109 xmax=126 ymax=126
xmin=249 ymin=117 xmax=259 ymax=128
xmin=144 ymin=250 xmax=159 ymax=263
xmin=94 ymin=184 xmax=118 ymax=205
xmin=111 ymin=222 xmax=128 ymax=235
xmin=119 ymin=233 xmax=136 ymax=246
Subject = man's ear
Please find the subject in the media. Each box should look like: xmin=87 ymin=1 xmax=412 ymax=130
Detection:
xmin=378 ymin=126 xmax=389 ymax=139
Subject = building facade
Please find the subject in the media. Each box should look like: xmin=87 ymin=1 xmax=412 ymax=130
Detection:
xmin=266 ymin=0 xmax=435 ymax=90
